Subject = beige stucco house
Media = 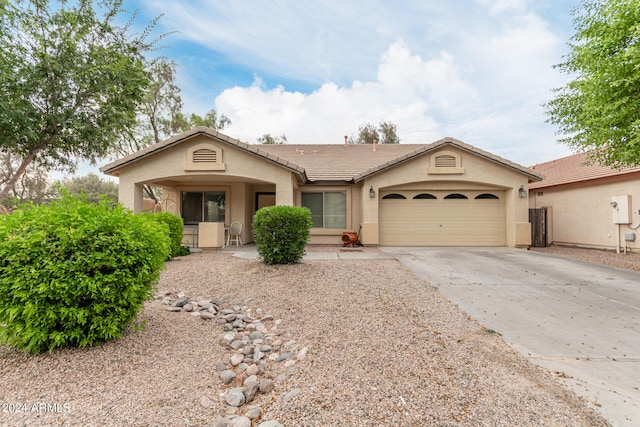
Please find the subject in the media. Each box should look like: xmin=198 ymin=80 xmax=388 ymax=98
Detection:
xmin=529 ymin=153 xmax=640 ymax=252
xmin=101 ymin=127 xmax=542 ymax=248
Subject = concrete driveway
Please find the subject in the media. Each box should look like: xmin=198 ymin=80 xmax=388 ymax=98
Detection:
xmin=382 ymin=247 xmax=640 ymax=427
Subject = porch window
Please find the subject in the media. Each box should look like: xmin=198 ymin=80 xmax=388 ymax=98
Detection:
xmin=301 ymin=191 xmax=347 ymax=229
xmin=181 ymin=191 xmax=226 ymax=225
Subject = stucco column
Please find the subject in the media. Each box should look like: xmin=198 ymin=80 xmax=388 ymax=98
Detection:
xmin=118 ymin=179 xmax=144 ymax=213
xmin=360 ymin=181 xmax=380 ymax=245
xmin=275 ymin=176 xmax=296 ymax=206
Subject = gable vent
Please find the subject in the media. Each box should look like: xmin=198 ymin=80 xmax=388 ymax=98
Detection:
xmin=434 ymin=155 xmax=456 ymax=168
xmin=193 ymin=149 xmax=217 ymax=162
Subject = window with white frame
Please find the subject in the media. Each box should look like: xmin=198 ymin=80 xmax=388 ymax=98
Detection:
xmin=301 ymin=191 xmax=347 ymax=228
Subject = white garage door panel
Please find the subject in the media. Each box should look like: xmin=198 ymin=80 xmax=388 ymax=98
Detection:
xmin=379 ymin=192 xmax=505 ymax=246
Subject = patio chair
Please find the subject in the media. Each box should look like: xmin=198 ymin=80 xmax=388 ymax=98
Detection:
xmin=227 ymin=221 xmax=243 ymax=246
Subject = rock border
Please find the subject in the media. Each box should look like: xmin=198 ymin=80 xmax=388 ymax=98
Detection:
xmin=157 ymin=290 xmax=308 ymax=427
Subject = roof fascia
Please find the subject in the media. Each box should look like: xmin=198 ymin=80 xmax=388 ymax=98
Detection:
xmin=100 ymin=127 xmax=308 ymax=182
xmin=354 ymin=138 xmax=543 ymax=182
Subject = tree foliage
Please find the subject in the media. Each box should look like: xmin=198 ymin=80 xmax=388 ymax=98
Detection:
xmin=115 ymin=59 xmax=231 ymax=155
xmin=113 ymin=59 xmax=231 ymax=202
xmin=56 ymin=173 xmax=119 ymax=206
xmin=0 ymin=0 xmax=160 ymax=203
xmin=257 ymin=133 xmax=288 ymax=144
xmin=349 ymin=121 xmax=400 ymax=144
xmin=545 ymin=0 xmax=640 ymax=168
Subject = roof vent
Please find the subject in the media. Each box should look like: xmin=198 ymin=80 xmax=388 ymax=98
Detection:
xmin=192 ymin=149 xmax=217 ymax=163
xmin=435 ymin=155 xmax=456 ymax=168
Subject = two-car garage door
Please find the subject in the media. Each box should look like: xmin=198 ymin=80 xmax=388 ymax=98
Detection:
xmin=379 ymin=190 xmax=505 ymax=246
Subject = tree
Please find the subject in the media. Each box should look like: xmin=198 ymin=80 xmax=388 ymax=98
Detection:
xmin=113 ymin=59 xmax=231 ymax=203
xmin=1 ymin=149 xmax=56 ymax=210
xmin=56 ymin=173 xmax=119 ymax=206
xmin=349 ymin=121 xmax=400 ymax=144
xmin=0 ymin=0 xmax=160 ymax=204
xmin=257 ymin=133 xmax=288 ymax=144
xmin=545 ymin=0 xmax=640 ymax=168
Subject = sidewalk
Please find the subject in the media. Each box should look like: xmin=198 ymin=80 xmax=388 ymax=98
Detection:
xmin=220 ymin=244 xmax=394 ymax=260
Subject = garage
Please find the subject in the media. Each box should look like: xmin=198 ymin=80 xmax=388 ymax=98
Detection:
xmin=379 ymin=190 xmax=505 ymax=246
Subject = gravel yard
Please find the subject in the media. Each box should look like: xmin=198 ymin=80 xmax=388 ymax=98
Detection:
xmin=531 ymin=245 xmax=640 ymax=272
xmin=0 ymin=246 xmax=615 ymax=426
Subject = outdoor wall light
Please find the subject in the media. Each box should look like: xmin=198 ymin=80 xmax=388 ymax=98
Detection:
xmin=369 ymin=186 xmax=376 ymax=198
xmin=610 ymin=201 xmax=618 ymax=208
xmin=518 ymin=185 xmax=527 ymax=199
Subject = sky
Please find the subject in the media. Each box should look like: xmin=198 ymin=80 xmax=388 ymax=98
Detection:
xmin=85 ymin=0 xmax=584 ymax=178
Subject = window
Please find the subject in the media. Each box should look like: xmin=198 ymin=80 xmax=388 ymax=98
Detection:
xmin=444 ymin=193 xmax=468 ymax=199
xmin=413 ymin=193 xmax=437 ymax=199
xmin=181 ymin=191 xmax=226 ymax=225
xmin=475 ymin=193 xmax=499 ymax=199
xmin=302 ymin=191 xmax=346 ymax=228
xmin=382 ymin=193 xmax=406 ymax=199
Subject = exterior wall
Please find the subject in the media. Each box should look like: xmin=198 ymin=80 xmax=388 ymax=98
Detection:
xmin=361 ymin=147 xmax=531 ymax=247
xmin=110 ymin=134 xmax=534 ymax=248
xmin=529 ymin=179 xmax=640 ymax=251
xmin=113 ymin=135 xmax=298 ymax=246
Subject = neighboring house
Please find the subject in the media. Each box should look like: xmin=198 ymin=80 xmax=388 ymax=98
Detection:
xmin=101 ymin=127 xmax=542 ymax=248
xmin=529 ymin=153 xmax=640 ymax=252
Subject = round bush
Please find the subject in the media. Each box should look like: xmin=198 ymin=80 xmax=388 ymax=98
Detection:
xmin=141 ymin=211 xmax=184 ymax=259
xmin=253 ymin=206 xmax=312 ymax=265
xmin=0 ymin=195 xmax=170 ymax=353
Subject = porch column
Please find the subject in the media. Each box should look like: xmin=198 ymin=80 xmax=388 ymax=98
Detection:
xmin=360 ymin=180 xmax=379 ymax=245
xmin=275 ymin=176 xmax=296 ymax=206
xmin=118 ymin=180 xmax=144 ymax=213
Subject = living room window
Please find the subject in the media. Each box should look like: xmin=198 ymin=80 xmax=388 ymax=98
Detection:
xmin=301 ymin=191 xmax=347 ymax=228
xmin=181 ymin=191 xmax=226 ymax=225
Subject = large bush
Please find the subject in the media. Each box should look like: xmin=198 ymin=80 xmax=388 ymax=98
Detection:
xmin=0 ymin=196 xmax=170 ymax=353
xmin=253 ymin=206 xmax=312 ymax=265
xmin=141 ymin=211 xmax=184 ymax=259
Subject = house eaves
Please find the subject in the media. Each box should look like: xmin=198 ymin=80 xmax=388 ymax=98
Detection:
xmin=100 ymin=127 xmax=308 ymax=182
xmin=354 ymin=137 xmax=543 ymax=182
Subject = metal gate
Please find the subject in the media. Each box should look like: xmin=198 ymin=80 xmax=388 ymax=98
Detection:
xmin=529 ymin=208 xmax=547 ymax=247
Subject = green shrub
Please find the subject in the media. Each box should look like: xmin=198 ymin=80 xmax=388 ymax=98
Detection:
xmin=142 ymin=212 xmax=184 ymax=259
xmin=177 ymin=245 xmax=191 ymax=257
xmin=253 ymin=206 xmax=312 ymax=265
xmin=0 ymin=195 xmax=170 ymax=353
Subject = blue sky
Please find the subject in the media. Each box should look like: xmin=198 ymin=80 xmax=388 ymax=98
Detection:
xmin=90 ymin=0 xmax=583 ymax=176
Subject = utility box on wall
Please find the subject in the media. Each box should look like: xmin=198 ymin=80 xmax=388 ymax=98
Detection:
xmin=612 ymin=195 xmax=632 ymax=224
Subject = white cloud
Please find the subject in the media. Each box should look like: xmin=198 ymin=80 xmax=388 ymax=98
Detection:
xmin=134 ymin=0 xmax=579 ymax=167
xmin=215 ymin=33 xmax=572 ymax=165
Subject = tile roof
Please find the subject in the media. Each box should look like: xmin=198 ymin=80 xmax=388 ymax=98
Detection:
xmin=528 ymin=152 xmax=640 ymax=189
xmin=101 ymin=127 xmax=542 ymax=182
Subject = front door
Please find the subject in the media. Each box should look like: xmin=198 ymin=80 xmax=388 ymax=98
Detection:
xmin=256 ymin=192 xmax=276 ymax=211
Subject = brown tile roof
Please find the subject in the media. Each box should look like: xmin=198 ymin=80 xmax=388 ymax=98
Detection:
xmin=101 ymin=127 xmax=542 ymax=183
xmin=528 ymin=152 xmax=640 ymax=189
xmin=259 ymin=137 xmax=542 ymax=182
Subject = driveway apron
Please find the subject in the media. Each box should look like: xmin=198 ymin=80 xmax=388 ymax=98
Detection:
xmin=382 ymin=247 xmax=640 ymax=427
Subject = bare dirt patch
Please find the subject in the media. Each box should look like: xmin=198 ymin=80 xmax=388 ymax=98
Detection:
xmin=531 ymin=245 xmax=640 ymax=273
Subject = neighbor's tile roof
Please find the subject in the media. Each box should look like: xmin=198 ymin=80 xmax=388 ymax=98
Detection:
xmin=101 ymin=127 xmax=542 ymax=183
xmin=529 ymin=152 xmax=640 ymax=189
